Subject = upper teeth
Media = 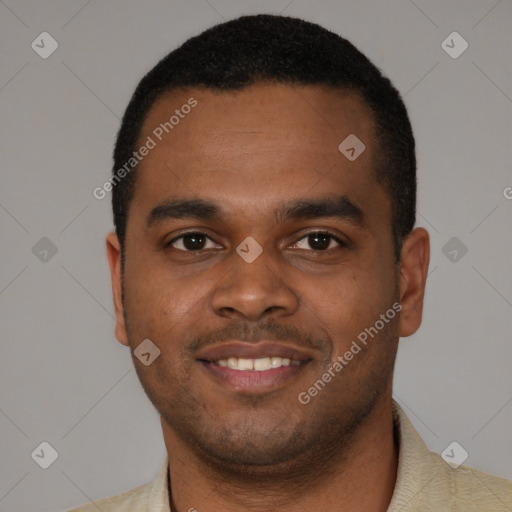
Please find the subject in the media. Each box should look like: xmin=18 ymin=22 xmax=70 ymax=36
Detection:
xmin=217 ymin=357 xmax=300 ymax=371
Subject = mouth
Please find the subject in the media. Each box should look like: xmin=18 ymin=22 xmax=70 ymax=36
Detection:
xmin=216 ymin=356 xmax=301 ymax=371
xmin=196 ymin=342 xmax=314 ymax=393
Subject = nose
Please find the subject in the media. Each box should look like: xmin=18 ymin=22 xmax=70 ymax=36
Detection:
xmin=210 ymin=245 xmax=300 ymax=322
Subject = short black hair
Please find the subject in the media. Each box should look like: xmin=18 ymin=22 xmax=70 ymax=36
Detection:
xmin=112 ymin=14 xmax=416 ymax=263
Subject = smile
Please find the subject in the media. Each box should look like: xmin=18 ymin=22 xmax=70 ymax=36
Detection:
xmin=196 ymin=341 xmax=315 ymax=392
xmin=216 ymin=356 xmax=302 ymax=371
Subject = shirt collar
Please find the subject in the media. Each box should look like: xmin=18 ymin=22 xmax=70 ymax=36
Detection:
xmin=147 ymin=453 xmax=171 ymax=512
xmin=387 ymin=399 xmax=453 ymax=510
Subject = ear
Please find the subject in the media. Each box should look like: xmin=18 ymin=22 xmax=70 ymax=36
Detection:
xmin=398 ymin=227 xmax=430 ymax=337
xmin=106 ymin=231 xmax=129 ymax=346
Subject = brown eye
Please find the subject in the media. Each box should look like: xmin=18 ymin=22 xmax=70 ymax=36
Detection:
xmin=307 ymin=233 xmax=332 ymax=250
xmin=167 ymin=232 xmax=217 ymax=251
xmin=292 ymin=231 xmax=344 ymax=251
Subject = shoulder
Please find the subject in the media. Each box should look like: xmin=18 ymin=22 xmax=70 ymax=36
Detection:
xmin=67 ymin=456 xmax=169 ymax=511
xmin=450 ymin=463 xmax=512 ymax=509
xmin=390 ymin=400 xmax=512 ymax=510
xmin=67 ymin=480 xmax=153 ymax=512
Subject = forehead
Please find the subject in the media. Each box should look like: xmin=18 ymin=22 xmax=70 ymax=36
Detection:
xmin=131 ymin=83 xmax=388 ymax=226
xmin=139 ymin=82 xmax=375 ymax=156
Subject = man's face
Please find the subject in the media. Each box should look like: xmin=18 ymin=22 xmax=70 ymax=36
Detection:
xmin=113 ymin=83 xmax=403 ymax=472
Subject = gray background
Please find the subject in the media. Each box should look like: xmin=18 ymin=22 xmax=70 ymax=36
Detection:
xmin=0 ymin=1 xmax=511 ymax=511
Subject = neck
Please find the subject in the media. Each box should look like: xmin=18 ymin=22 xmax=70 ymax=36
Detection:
xmin=163 ymin=394 xmax=398 ymax=512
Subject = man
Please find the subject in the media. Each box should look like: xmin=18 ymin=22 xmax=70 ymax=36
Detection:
xmin=71 ymin=14 xmax=512 ymax=512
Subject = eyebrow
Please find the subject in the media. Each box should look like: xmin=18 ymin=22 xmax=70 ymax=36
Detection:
xmin=277 ymin=196 xmax=365 ymax=226
xmin=146 ymin=195 xmax=365 ymax=228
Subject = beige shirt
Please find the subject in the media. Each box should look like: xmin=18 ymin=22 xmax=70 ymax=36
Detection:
xmin=68 ymin=400 xmax=512 ymax=511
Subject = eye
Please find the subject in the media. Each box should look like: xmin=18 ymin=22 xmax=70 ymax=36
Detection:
xmin=166 ymin=232 xmax=220 ymax=251
xmin=291 ymin=231 xmax=345 ymax=251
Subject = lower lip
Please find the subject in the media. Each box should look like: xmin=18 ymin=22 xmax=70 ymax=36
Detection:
xmin=199 ymin=361 xmax=310 ymax=393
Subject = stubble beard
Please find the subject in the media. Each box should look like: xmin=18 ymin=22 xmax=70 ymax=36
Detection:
xmin=123 ymin=282 xmax=400 ymax=487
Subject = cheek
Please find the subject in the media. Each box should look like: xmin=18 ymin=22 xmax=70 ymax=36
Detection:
xmin=123 ymin=263 xmax=216 ymax=350
xmin=299 ymin=265 xmax=396 ymax=350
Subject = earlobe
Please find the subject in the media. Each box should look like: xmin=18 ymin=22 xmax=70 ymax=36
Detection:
xmin=106 ymin=231 xmax=129 ymax=346
xmin=398 ymin=227 xmax=430 ymax=338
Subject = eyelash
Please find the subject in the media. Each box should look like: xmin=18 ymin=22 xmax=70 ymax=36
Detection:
xmin=165 ymin=230 xmax=346 ymax=252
